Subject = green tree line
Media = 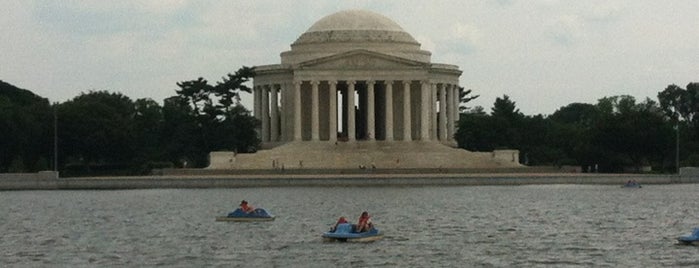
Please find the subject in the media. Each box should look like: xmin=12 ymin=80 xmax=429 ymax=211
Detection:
xmin=0 ymin=67 xmax=258 ymax=176
xmin=456 ymin=83 xmax=699 ymax=173
xmin=1 ymin=72 xmax=696 ymax=175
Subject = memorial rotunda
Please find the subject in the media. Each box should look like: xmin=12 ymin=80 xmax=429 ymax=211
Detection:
xmin=208 ymin=9 xmax=521 ymax=170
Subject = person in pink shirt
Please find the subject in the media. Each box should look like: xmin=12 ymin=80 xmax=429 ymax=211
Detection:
xmin=239 ymin=200 xmax=255 ymax=213
xmin=330 ymin=216 xmax=348 ymax=232
xmin=356 ymin=211 xmax=373 ymax=232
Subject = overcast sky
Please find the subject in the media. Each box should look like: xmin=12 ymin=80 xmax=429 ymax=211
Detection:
xmin=2 ymin=0 xmax=697 ymax=115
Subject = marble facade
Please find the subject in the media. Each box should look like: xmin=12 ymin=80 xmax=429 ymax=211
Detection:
xmin=207 ymin=9 xmax=522 ymax=170
xmin=252 ymin=10 xmax=461 ymax=146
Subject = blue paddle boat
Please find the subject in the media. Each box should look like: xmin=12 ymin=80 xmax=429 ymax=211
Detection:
xmin=216 ymin=208 xmax=275 ymax=222
xmin=677 ymin=228 xmax=699 ymax=245
xmin=621 ymin=180 xmax=642 ymax=188
xmin=322 ymin=223 xmax=383 ymax=242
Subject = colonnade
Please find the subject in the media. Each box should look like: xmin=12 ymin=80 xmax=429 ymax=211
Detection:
xmin=253 ymin=79 xmax=460 ymax=144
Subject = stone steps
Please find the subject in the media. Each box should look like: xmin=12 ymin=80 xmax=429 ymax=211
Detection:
xmin=208 ymin=141 xmax=521 ymax=170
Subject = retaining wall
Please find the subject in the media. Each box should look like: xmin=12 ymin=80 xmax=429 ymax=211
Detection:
xmin=1 ymin=172 xmax=697 ymax=190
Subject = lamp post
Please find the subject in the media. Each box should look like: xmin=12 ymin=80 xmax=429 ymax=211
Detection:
xmin=675 ymin=121 xmax=680 ymax=175
xmin=53 ymin=102 xmax=58 ymax=172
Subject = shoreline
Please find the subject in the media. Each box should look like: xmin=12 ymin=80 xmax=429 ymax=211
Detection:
xmin=1 ymin=171 xmax=696 ymax=190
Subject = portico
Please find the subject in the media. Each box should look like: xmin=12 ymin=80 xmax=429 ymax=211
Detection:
xmin=254 ymin=77 xmax=460 ymax=144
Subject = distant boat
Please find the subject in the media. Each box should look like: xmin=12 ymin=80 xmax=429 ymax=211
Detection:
xmin=677 ymin=228 xmax=699 ymax=245
xmin=621 ymin=181 xmax=642 ymax=188
xmin=216 ymin=208 xmax=275 ymax=222
xmin=322 ymin=223 xmax=383 ymax=242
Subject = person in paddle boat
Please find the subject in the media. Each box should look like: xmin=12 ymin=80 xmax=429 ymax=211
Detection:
xmin=239 ymin=200 xmax=255 ymax=214
xmin=356 ymin=211 xmax=373 ymax=233
xmin=330 ymin=216 xmax=348 ymax=232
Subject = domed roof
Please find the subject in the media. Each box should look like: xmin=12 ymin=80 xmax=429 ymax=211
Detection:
xmin=293 ymin=9 xmax=419 ymax=45
xmin=307 ymin=9 xmax=405 ymax=32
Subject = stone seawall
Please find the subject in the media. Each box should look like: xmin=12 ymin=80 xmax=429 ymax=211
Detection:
xmin=1 ymin=172 xmax=697 ymax=190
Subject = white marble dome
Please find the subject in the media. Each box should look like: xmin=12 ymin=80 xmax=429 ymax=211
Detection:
xmin=294 ymin=9 xmax=419 ymax=45
xmin=307 ymin=9 xmax=404 ymax=32
xmin=282 ymin=9 xmax=430 ymax=65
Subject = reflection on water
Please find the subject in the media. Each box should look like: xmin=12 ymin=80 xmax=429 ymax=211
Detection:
xmin=2 ymin=184 xmax=699 ymax=266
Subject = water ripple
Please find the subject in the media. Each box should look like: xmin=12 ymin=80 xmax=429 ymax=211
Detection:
xmin=1 ymin=185 xmax=699 ymax=266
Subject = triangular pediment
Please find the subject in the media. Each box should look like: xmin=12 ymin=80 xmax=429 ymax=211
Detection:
xmin=297 ymin=50 xmax=427 ymax=70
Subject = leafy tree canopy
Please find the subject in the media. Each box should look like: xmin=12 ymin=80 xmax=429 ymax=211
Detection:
xmin=458 ymin=87 xmax=479 ymax=113
xmin=491 ymin=95 xmax=522 ymax=119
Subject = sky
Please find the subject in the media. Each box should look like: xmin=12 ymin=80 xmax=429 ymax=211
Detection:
xmin=1 ymin=0 xmax=697 ymax=115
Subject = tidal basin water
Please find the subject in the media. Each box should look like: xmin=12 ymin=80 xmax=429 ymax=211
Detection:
xmin=2 ymin=184 xmax=699 ymax=267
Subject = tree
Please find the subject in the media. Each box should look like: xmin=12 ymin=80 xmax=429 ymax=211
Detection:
xmin=549 ymin=103 xmax=600 ymax=126
xmin=591 ymin=96 xmax=674 ymax=172
xmin=214 ymin=66 xmax=255 ymax=110
xmin=132 ymin=98 xmax=166 ymax=171
xmin=0 ymin=80 xmax=53 ymax=172
xmin=176 ymin=77 xmax=216 ymax=116
xmin=516 ymin=115 xmax=558 ymax=165
xmin=458 ymin=87 xmax=479 ymax=113
xmin=490 ymin=95 xmax=525 ymax=148
xmin=213 ymin=67 xmax=260 ymax=153
xmin=58 ymin=91 xmax=136 ymax=173
xmin=170 ymin=66 xmax=260 ymax=166
xmin=161 ymin=95 xmax=204 ymax=167
xmin=548 ymin=103 xmax=602 ymax=169
xmin=491 ymin=95 xmax=522 ymax=120
xmin=456 ymin=95 xmax=524 ymax=152
xmin=455 ymin=110 xmax=498 ymax=151
xmin=220 ymin=105 xmax=260 ymax=153
xmin=658 ymin=84 xmax=688 ymax=122
xmin=657 ymin=82 xmax=699 ymax=170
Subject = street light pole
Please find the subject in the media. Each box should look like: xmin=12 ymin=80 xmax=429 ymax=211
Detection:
xmin=676 ymin=121 xmax=680 ymax=175
xmin=53 ymin=102 xmax=58 ymax=172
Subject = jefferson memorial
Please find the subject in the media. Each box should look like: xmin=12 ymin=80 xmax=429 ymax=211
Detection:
xmin=208 ymin=9 xmax=521 ymax=170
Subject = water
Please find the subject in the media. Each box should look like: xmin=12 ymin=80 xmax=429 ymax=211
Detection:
xmin=2 ymin=184 xmax=699 ymax=267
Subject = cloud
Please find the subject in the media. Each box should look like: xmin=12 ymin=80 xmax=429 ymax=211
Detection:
xmin=32 ymin=0 xmax=200 ymax=37
xmin=447 ymin=22 xmax=481 ymax=52
xmin=2 ymin=0 xmax=697 ymax=116
xmin=543 ymin=1 xmax=623 ymax=47
xmin=547 ymin=15 xmax=584 ymax=46
xmin=585 ymin=3 xmax=621 ymax=23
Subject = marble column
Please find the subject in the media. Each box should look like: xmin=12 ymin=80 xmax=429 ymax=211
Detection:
xmin=280 ymin=83 xmax=286 ymax=141
xmin=366 ymin=80 xmax=375 ymax=141
xmin=439 ymin=84 xmax=447 ymax=141
xmin=452 ymin=85 xmax=459 ymax=140
xmin=420 ymin=80 xmax=430 ymax=140
xmin=328 ymin=81 xmax=338 ymax=142
xmin=448 ymin=85 xmax=458 ymax=141
xmin=311 ymin=80 xmax=319 ymax=141
xmin=347 ymin=81 xmax=356 ymax=142
xmin=403 ymin=80 xmax=412 ymax=141
xmin=254 ymin=86 xmax=261 ymax=122
xmin=293 ymin=81 xmax=302 ymax=141
xmin=431 ymin=83 xmax=438 ymax=141
xmin=261 ymin=85 xmax=270 ymax=142
xmin=384 ymin=81 xmax=394 ymax=141
xmin=270 ymin=85 xmax=279 ymax=142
